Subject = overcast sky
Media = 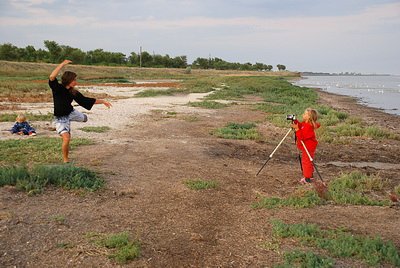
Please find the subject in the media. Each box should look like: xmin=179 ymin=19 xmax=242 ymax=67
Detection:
xmin=1 ymin=0 xmax=399 ymax=74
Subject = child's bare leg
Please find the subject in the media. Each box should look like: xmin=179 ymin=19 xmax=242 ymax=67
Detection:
xmin=61 ymin=132 xmax=71 ymax=163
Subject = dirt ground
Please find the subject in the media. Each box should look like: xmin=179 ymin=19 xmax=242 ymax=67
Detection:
xmin=1 ymin=85 xmax=399 ymax=267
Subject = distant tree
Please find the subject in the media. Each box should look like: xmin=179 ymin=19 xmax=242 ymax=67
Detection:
xmin=24 ymin=45 xmax=37 ymax=62
xmin=140 ymin=51 xmax=153 ymax=67
xmin=36 ymin=48 xmax=49 ymax=62
xmin=128 ymin=52 xmax=139 ymax=66
xmin=192 ymin=57 xmax=209 ymax=69
xmin=0 ymin=43 xmax=20 ymax=61
xmin=254 ymin=62 xmax=265 ymax=71
xmin=60 ymin=45 xmax=85 ymax=64
xmin=277 ymin=64 xmax=286 ymax=71
xmin=44 ymin=40 xmax=62 ymax=63
xmin=171 ymin=55 xmax=187 ymax=68
xmin=265 ymin=65 xmax=273 ymax=71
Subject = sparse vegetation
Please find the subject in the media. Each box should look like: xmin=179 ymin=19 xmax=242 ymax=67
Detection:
xmin=0 ymin=164 xmax=104 ymax=195
xmin=184 ymin=179 xmax=218 ymax=190
xmin=188 ymin=100 xmax=228 ymax=109
xmin=79 ymin=126 xmax=111 ymax=133
xmin=0 ymin=112 xmax=53 ymax=122
xmin=134 ymin=88 xmax=185 ymax=97
xmin=90 ymin=232 xmax=140 ymax=264
xmin=253 ymin=172 xmax=393 ymax=209
xmin=274 ymin=250 xmax=335 ymax=268
xmin=328 ymin=171 xmax=390 ymax=206
xmin=212 ymin=122 xmax=260 ymax=140
xmin=271 ymin=220 xmax=400 ymax=267
xmin=395 ymin=185 xmax=400 ymax=195
xmin=50 ymin=214 xmax=66 ymax=224
xmin=0 ymin=137 xmax=92 ymax=165
xmin=253 ymin=188 xmax=324 ymax=209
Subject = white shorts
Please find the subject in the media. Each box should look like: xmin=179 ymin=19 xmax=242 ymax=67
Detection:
xmin=55 ymin=109 xmax=88 ymax=135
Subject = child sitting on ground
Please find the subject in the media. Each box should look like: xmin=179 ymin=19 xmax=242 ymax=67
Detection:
xmin=10 ymin=114 xmax=37 ymax=136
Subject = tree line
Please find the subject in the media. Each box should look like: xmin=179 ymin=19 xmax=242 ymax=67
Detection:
xmin=0 ymin=41 xmax=286 ymax=71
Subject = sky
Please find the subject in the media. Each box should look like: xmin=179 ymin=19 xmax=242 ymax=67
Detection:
xmin=0 ymin=0 xmax=399 ymax=74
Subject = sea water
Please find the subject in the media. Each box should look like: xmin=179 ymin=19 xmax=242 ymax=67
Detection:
xmin=293 ymin=75 xmax=400 ymax=116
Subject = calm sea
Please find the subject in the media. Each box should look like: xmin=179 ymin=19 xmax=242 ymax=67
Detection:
xmin=293 ymin=75 xmax=400 ymax=116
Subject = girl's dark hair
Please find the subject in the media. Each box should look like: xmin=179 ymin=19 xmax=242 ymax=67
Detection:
xmin=61 ymin=71 xmax=78 ymax=95
xmin=61 ymin=71 xmax=77 ymax=87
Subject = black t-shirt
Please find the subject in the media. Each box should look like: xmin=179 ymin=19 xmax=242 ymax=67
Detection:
xmin=49 ymin=78 xmax=96 ymax=117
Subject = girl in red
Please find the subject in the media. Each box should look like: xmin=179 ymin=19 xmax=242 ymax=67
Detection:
xmin=291 ymin=108 xmax=320 ymax=184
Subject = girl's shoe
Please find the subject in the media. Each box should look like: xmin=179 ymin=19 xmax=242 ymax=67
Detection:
xmin=300 ymin=177 xmax=314 ymax=184
xmin=299 ymin=177 xmax=307 ymax=184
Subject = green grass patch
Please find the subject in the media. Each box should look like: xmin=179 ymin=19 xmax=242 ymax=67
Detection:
xmin=188 ymin=100 xmax=228 ymax=109
xmin=0 ymin=112 xmax=53 ymax=122
xmin=253 ymin=172 xmax=392 ymax=209
xmin=328 ymin=171 xmax=390 ymax=206
xmin=314 ymin=108 xmax=399 ymax=143
xmin=134 ymin=88 xmax=184 ymax=97
xmin=395 ymin=185 xmax=400 ymax=195
xmin=0 ymin=164 xmax=104 ymax=195
xmin=274 ymin=250 xmax=335 ymax=268
xmin=0 ymin=137 xmax=93 ymax=165
xmin=271 ymin=220 xmax=400 ymax=267
xmin=50 ymin=214 xmax=66 ymax=224
xmin=212 ymin=122 xmax=260 ymax=140
xmin=253 ymin=188 xmax=324 ymax=209
xmin=181 ymin=76 xmax=225 ymax=93
xmin=79 ymin=126 xmax=111 ymax=133
xmin=92 ymin=232 xmax=140 ymax=264
xmin=184 ymin=179 xmax=218 ymax=190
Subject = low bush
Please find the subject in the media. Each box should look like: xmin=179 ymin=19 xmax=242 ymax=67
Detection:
xmin=79 ymin=126 xmax=111 ymax=133
xmin=93 ymin=232 xmax=141 ymax=264
xmin=212 ymin=122 xmax=260 ymax=140
xmin=184 ymin=179 xmax=218 ymax=190
xmin=0 ymin=164 xmax=104 ymax=194
xmin=271 ymin=220 xmax=400 ymax=267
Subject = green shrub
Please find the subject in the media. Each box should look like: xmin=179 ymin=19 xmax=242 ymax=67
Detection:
xmin=0 ymin=166 xmax=30 ymax=186
xmin=395 ymin=185 xmax=400 ymax=195
xmin=96 ymin=232 xmax=140 ymax=264
xmin=0 ymin=112 xmax=53 ymax=122
xmin=253 ymin=190 xmax=323 ymax=209
xmin=184 ymin=179 xmax=218 ymax=190
xmin=79 ymin=126 xmax=111 ymax=133
xmin=0 ymin=164 xmax=104 ymax=194
xmin=134 ymin=88 xmax=184 ymax=97
xmin=212 ymin=122 xmax=260 ymax=140
xmin=0 ymin=137 xmax=92 ymax=165
xmin=274 ymin=250 xmax=335 ymax=268
xmin=188 ymin=101 xmax=228 ymax=109
xmin=271 ymin=220 xmax=400 ymax=267
xmin=329 ymin=172 xmax=389 ymax=206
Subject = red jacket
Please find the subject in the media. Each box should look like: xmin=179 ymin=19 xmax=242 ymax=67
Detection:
xmin=295 ymin=121 xmax=320 ymax=152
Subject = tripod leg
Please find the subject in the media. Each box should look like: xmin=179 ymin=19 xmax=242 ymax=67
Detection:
xmin=256 ymin=157 xmax=271 ymax=176
xmin=298 ymin=154 xmax=303 ymax=172
xmin=300 ymin=140 xmax=323 ymax=182
xmin=256 ymin=128 xmax=292 ymax=176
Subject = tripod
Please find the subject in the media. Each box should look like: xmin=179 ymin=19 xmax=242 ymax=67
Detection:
xmin=256 ymin=128 xmax=292 ymax=176
xmin=256 ymin=128 xmax=323 ymax=182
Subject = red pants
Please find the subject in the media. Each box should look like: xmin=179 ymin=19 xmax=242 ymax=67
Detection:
xmin=301 ymin=150 xmax=315 ymax=178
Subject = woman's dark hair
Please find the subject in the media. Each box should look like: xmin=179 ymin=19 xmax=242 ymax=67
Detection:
xmin=61 ymin=71 xmax=77 ymax=87
xmin=61 ymin=71 xmax=78 ymax=95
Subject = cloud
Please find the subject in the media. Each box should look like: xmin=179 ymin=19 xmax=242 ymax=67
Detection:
xmin=9 ymin=0 xmax=55 ymax=16
xmin=1 ymin=1 xmax=398 ymax=33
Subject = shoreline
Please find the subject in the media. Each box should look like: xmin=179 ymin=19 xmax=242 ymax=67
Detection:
xmin=294 ymin=75 xmax=400 ymax=116
xmin=316 ymin=88 xmax=400 ymax=133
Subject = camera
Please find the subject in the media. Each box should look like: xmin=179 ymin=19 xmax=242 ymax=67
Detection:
xmin=286 ymin=114 xmax=296 ymax=121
